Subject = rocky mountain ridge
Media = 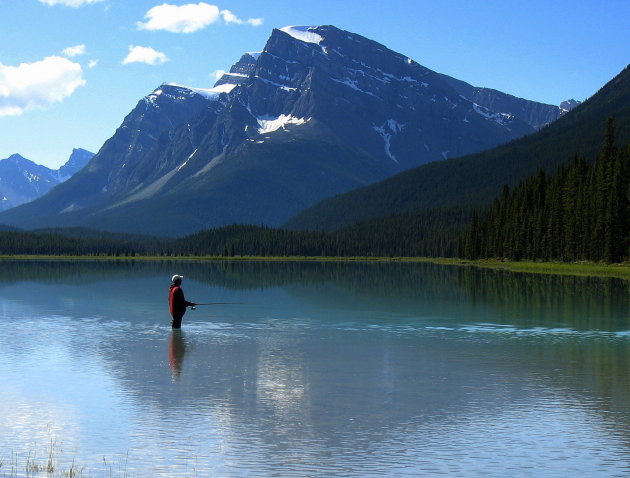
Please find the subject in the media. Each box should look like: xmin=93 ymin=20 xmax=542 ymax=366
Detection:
xmin=0 ymin=148 xmax=93 ymax=211
xmin=0 ymin=25 xmax=576 ymax=235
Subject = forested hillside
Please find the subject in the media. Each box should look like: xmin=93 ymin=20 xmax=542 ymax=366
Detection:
xmin=462 ymin=119 xmax=630 ymax=263
xmin=0 ymin=209 xmax=467 ymax=258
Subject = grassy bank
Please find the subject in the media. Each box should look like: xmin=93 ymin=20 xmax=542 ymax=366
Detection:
xmin=429 ymin=258 xmax=630 ymax=280
xmin=1 ymin=255 xmax=629 ymax=280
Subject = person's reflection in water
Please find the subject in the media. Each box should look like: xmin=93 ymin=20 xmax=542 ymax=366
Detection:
xmin=168 ymin=329 xmax=186 ymax=381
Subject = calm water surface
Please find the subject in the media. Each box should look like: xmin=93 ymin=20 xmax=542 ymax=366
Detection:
xmin=1 ymin=260 xmax=630 ymax=477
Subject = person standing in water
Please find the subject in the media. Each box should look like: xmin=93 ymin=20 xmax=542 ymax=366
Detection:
xmin=168 ymin=274 xmax=196 ymax=328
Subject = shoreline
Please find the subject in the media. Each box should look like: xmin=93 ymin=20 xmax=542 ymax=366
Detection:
xmin=1 ymin=254 xmax=629 ymax=280
xmin=432 ymin=258 xmax=630 ymax=280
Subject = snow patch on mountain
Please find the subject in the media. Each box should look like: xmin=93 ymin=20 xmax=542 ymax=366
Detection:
xmin=219 ymin=72 xmax=248 ymax=80
xmin=177 ymin=149 xmax=198 ymax=172
xmin=253 ymin=76 xmax=297 ymax=92
xmin=472 ymin=103 xmax=514 ymax=126
xmin=147 ymin=83 xmax=236 ymax=105
xmin=23 ymin=171 xmax=41 ymax=183
xmin=373 ymin=120 xmax=406 ymax=163
xmin=380 ymin=71 xmax=421 ymax=85
xmin=257 ymin=114 xmax=310 ymax=134
xmin=330 ymin=77 xmax=377 ymax=97
xmin=167 ymin=82 xmax=237 ymax=99
xmin=280 ymin=26 xmax=324 ymax=46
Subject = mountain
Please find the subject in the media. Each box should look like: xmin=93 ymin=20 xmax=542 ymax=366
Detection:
xmin=0 ymin=148 xmax=93 ymax=211
xmin=285 ymin=64 xmax=630 ymax=232
xmin=56 ymin=148 xmax=95 ymax=182
xmin=0 ymin=25 xmax=571 ymax=236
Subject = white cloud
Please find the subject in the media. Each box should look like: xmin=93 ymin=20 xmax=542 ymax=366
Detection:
xmin=0 ymin=56 xmax=86 ymax=117
xmin=62 ymin=44 xmax=86 ymax=57
xmin=136 ymin=3 xmax=263 ymax=33
xmin=220 ymin=9 xmax=241 ymax=24
xmin=122 ymin=46 xmax=169 ymax=65
xmin=137 ymin=2 xmax=220 ymax=33
xmin=39 ymin=0 xmax=104 ymax=7
xmin=88 ymin=59 xmax=99 ymax=68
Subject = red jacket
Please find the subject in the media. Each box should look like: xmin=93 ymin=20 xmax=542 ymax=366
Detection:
xmin=169 ymin=284 xmax=193 ymax=317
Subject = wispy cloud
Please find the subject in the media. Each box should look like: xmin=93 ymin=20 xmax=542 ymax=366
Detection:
xmin=137 ymin=2 xmax=263 ymax=33
xmin=39 ymin=0 xmax=104 ymax=7
xmin=247 ymin=18 xmax=264 ymax=27
xmin=0 ymin=56 xmax=86 ymax=117
xmin=122 ymin=46 xmax=169 ymax=65
xmin=62 ymin=44 xmax=86 ymax=57
xmin=88 ymin=59 xmax=99 ymax=68
xmin=220 ymin=9 xmax=263 ymax=26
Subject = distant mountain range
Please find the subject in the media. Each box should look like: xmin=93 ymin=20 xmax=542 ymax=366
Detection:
xmin=0 ymin=25 xmax=577 ymax=236
xmin=285 ymin=64 xmax=630 ymax=231
xmin=0 ymin=148 xmax=93 ymax=211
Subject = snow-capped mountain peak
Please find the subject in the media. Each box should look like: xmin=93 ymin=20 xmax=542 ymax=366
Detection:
xmin=0 ymin=24 xmax=575 ymax=235
xmin=279 ymin=26 xmax=324 ymax=45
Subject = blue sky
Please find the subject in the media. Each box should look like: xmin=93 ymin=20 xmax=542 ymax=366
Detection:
xmin=1 ymin=0 xmax=629 ymax=169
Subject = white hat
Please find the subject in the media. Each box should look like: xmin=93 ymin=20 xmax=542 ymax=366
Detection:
xmin=172 ymin=274 xmax=183 ymax=282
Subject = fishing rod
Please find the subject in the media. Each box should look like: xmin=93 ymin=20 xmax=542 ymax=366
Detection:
xmin=194 ymin=302 xmax=244 ymax=305
xmin=190 ymin=302 xmax=244 ymax=309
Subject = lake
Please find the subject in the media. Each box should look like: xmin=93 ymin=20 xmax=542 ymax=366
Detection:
xmin=1 ymin=259 xmax=630 ymax=477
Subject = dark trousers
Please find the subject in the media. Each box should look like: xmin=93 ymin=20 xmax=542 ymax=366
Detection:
xmin=171 ymin=313 xmax=184 ymax=329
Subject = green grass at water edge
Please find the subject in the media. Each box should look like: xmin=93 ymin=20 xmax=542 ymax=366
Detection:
xmin=431 ymin=258 xmax=630 ymax=280
xmin=1 ymin=254 xmax=630 ymax=280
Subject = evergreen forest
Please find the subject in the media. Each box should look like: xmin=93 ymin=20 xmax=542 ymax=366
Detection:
xmin=462 ymin=118 xmax=630 ymax=263
xmin=0 ymin=208 xmax=466 ymax=258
